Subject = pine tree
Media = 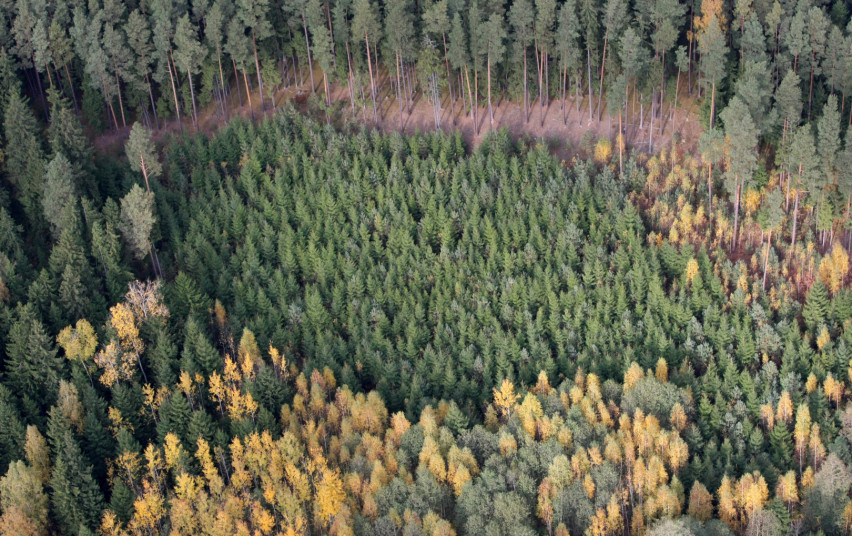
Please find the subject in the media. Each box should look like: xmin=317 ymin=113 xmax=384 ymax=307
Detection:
xmin=534 ymin=0 xmax=557 ymax=127
xmin=697 ymin=13 xmax=726 ymax=130
xmin=384 ymin=0 xmax=414 ymax=128
xmin=509 ymin=0 xmax=534 ymax=123
xmin=720 ymin=95 xmax=758 ymax=250
xmin=595 ymin=0 xmax=627 ymax=121
xmin=204 ymin=1 xmax=229 ymax=120
xmin=237 ymin=0 xmax=272 ymax=111
xmin=478 ymin=13 xmax=505 ymax=132
xmin=125 ymin=123 xmax=162 ymax=193
xmin=125 ymin=9 xmax=159 ymax=129
xmin=817 ymin=95 xmax=841 ymax=203
xmin=173 ymin=15 xmax=206 ymax=130
xmin=786 ymin=124 xmax=818 ymax=249
xmin=555 ymin=0 xmax=580 ymax=125
xmin=307 ymin=0 xmax=335 ymax=113
xmin=351 ymin=0 xmax=380 ymax=124
xmin=119 ymin=184 xmax=157 ymax=273
xmin=775 ymin=69 xmax=802 ymax=144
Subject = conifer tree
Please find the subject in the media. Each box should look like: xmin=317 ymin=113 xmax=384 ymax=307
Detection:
xmin=237 ymin=0 xmax=272 ymax=111
xmin=174 ymin=15 xmax=205 ymax=129
xmin=786 ymin=124 xmax=818 ymax=250
xmin=697 ymin=13 xmax=726 ymax=130
xmin=720 ymin=96 xmax=759 ymax=250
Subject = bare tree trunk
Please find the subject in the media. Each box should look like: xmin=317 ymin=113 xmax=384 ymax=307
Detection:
xmin=167 ymin=59 xmax=183 ymax=133
xmin=114 ymin=66 xmax=126 ymax=127
xmin=587 ymin=48 xmax=593 ymax=122
xmin=474 ymin=68 xmax=479 ymax=134
xmin=442 ymin=33 xmax=455 ymax=126
xmin=33 ymin=67 xmax=49 ymax=122
xmin=346 ymin=43 xmax=356 ymax=114
xmin=252 ymin=31 xmax=265 ymax=110
xmin=596 ymin=31 xmax=608 ymax=120
xmin=303 ymin=17 xmax=316 ymax=92
xmin=63 ymin=63 xmax=79 ymax=112
xmin=395 ymin=53 xmax=404 ymax=129
xmin=732 ymin=177 xmax=741 ymax=250
xmin=808 ymin=50 xmax=815 ymax=121
xmin=618 ymin=108 xmax=623 ymax=174
xmin=187 ymin=68 xmax=199 ymax=129
xmin=792 ymin=188 xmax=800 ymax=250
xmin=365 ymin=33 xmax=378 ymax=124
xmin=708 ymin=161 xmax=713 ymax=215
xmin=217 ymin=52 xmax=228 ymax=120
xmin=243 ymin=68 xmax=254 ymax=120
xmin=487 ymin=54 xmax=493 ymax=130
xmin=763 ymin=229 xmax=771 ymax=290
xmin=145 ymin=74 xmax=160 ymax=130
xmin=561 ymin=64 xmax=567 ymax=125
xmin=671 ymin=70 xmax=679 ymax=136
xmin=523 ymin=44 xmax=529 ymax=123
xmin=102 ymin=81 xmax=120 ymax=130
xmin=710 ymin=79 xmax=716 ymax=129
xmin=233 ymin=59 xmax=243 ymax=107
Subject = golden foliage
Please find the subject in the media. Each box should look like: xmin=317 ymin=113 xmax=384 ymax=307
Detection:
xmin=655 ymin=358 xmax=669 ymax=383
xmin=493 ymin=378 xmax=520 ymax=419
xmin=818 ymin=244 xmax=849 ymax=294
xmin=776 ymin=391 xmax=793 ymax=424
xmin=624 ymin=362 xmax=644 ymax=391
xmin=685 ymin=258 xmax=700 ymax=284
xmin=688 ymin=481 xmax=713 ymax=522
xmin=56 ymin=319 xmax=97 ymax=364
xmin=594 ymin=138 xmax=612 ymax=164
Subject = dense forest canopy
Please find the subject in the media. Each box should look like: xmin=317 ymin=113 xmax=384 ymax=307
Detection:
xmin=1 ymin=0 xmax=852 ymax=534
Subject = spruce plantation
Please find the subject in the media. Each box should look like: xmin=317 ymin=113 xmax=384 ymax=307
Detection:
xmin=1 ymin=0 xmax=852 ymax=535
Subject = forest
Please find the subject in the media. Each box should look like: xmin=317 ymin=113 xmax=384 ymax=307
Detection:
xmin=2 ymin=0 xmax=852 ymax=534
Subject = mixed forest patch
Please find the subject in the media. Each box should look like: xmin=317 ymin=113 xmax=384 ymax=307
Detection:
xmin=2 ymin=0 xmax=852 ymax=532
xmin=0 ymin=101 xmax=851 ymax=535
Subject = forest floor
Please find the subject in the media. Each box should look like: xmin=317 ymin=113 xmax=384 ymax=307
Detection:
xmin=94 ymin=69 xmax=705 ymax=160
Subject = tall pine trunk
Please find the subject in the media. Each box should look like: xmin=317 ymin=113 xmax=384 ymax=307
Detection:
xmin=487 ymin=54 xmax=493 ymax=130
xmin=243 ymin=68 xmax=254 ymax=120
xmin=63 ymin=63 xmax=79 ymax=112
xmin=441 ymin=32 xmax=456 ymax=125
xmin=709 ymin=78 xmax=716 ymax=129
xmin=442 ymin=33 xmax=455 ymax=125
xmin=303 ymin=16 xmax=316 ymax=92
xmin=763 ymin=230 xmax=771 ymax=289
xmin=217 ymin=52 xmax=228 ymax=120
xmin=808 ymin=50 xmax=815 ymax=121
xmin=365 ymin=33 xmax=378 ymax=124
xmin=114 ymin=66 xmax=126 ymax=127
xmin=396 ymin=53 xmax=404 ymax=129
xmin=792 ymin=187 xmax=800 ymax=250
xmin=587 ymin=48 xmax=593 ymax=121
xmin=252 ymin=31 xmax=264 ymax=110
xmin=146 ymin=74 xmax=160 ymax=130
xmin=523 ymin=44 xmax=529 ymax=123
xmin=102 ymin=81 xmax=120 ymax=130
xmin=167 ymin=58 xmax=183 ymax=133
xmin=187 ymin=68 xmax=199 ymax=129
xmin=346 ymin=43 xmax=356 ymax=114
xmin=596 ymin=31 xmax=608 ymax=120
xmin=732 ymin=177 xmax=741 ymax=250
